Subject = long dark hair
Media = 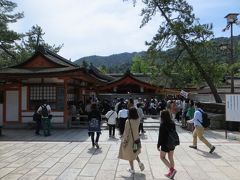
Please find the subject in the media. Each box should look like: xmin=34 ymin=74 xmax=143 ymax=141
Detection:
xmin=91 ymin=103 xmax=98 ymax=111
xmin=160 ymin=110 xmax=173 ymax=124
xmin=128 ymin=107 xmax=139 ymax=120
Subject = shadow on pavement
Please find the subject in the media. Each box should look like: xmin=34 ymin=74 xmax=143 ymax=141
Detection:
xmin=0 ymin=129 xmax=90 ymax=142
xmin=196 ymin=148 xmax=222 ymax=159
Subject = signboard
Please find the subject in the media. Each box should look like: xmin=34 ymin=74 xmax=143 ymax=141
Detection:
xmin=180 ymin=90 xmax=189 ymax=98
xmin=226 ymin=94 xmax=240 ymax=122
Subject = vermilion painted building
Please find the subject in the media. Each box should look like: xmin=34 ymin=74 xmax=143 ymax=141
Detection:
xmin=0 ymin=47 xmax=178 ymax=128
xmin=0 ymin=47 xmax=109 ymax=128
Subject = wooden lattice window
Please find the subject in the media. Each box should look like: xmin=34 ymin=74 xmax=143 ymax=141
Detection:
xmin=29 ymin=86 xmax=58 ymax=110
xmin=30 ymin=86 xmax=56 ymax=101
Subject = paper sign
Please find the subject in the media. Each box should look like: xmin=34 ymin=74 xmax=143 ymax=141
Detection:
xmin=226 ymin=94 xmax=240 ymax=122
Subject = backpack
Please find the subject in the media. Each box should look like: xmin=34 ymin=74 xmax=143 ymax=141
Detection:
xmin=41 ymin=105 xmax=49 ymax=117
xmin=33 ymin=112 xmax=41 ymax=121
xmin=198 ymin=110 xmax=210 ymax=128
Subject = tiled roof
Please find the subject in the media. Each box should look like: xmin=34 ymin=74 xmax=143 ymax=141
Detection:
xmin=10 ymin=46 xmax=79 ymax=69
xmin=88 ymin=64 xmax=115 ymax=82
xmin=108 ymin=72 xmax=171 ymax=87
xmin=43 ymin=48 xmax=79 ymax=67
xmin=0 ymin=46 xmax=81 ymax=75
xmin=0 ymin=66 xmax=80 ymax=75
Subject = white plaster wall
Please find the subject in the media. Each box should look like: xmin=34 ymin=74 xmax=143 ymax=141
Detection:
xmin=51 ymin=116 xmax=64 ymax=123
xmin=0 ymin=104 xmax=3 ymax=125
xmin=6 ymin=91 xmax=19 ymax=122
xmin=21 ymin=86 xmax=27 ymax=110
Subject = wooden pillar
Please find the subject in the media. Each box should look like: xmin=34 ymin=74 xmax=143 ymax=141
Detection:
xmin=3 ymin=86 xmax=6 ymax=125
xmin=64 ymin=78 xmax=68 ymax=124
xmin=18 ymin=82 xmax=22 ymax=123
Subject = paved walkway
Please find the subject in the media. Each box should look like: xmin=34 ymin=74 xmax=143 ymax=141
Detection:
xmin=0 ymin=126 xmax=240 ymax=180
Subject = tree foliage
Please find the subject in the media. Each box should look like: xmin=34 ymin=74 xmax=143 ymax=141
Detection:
xmin=15 ymin=25 xmax=63 ymax=63
xmin=125 ymin=0 xmax=223 ymax=102
xmin=0 ymin=0 xmax=23 ymax=66
xmin=131 ymin=55 xmax=150 ymax=73
xmin=0 ymin=1 xmax=62 ymax=68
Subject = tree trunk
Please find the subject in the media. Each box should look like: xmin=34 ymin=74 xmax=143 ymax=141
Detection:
xmin=157 ymin=5 xmax=222 ymax=103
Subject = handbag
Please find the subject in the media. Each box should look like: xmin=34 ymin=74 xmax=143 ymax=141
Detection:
xmin=129 ymin=120 xmax=141 ymax=153
xmin=167 ymin=127 xmax=180 ymax=149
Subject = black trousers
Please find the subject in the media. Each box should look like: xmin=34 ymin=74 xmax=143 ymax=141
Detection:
xmin=108 ymin=124 xmax=115 ymax=136
xmin=35 ymin=119 xmax=41 ymax=134
xmin=119 ymin=118 xmax=127 ymax=135
xmin=90 ymin=132 xmax=100 ymax=146
xmin=139 ymin=123 xmax=144 ymax=133
xmin=176 ymin=110 xmax=182 ymax=121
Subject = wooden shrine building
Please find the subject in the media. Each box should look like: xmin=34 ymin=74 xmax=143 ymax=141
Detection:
xmin=0 ymin=47 xmax=179 ymax=128
xmin=0 ymin=47 xmax=108 ymax=128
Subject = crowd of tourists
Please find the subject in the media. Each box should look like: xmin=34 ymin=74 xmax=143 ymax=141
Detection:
xmin=33 ymin=96 xmax=215 ymax=179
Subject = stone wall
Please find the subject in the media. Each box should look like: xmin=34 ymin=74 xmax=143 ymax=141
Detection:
xmin=189 ymin=93 xmax=226 ymax=103
xmin=199 ymin=102 xmax=240 ymax=131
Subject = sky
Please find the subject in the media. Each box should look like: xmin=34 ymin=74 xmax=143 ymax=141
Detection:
xmin=10 ymin=0 xmax=240 ymax=61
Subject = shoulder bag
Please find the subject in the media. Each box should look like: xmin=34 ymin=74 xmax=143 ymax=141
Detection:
xmin=166 ymin=126 xmax=180 ymax=149
xmin=129 ymin=120 xmax=141 ymax=153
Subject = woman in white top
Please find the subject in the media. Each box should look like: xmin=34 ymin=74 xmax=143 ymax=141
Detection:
xmin=105 ymin=107 xmax=118 ymax=137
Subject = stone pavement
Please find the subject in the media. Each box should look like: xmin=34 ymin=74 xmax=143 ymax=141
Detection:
xmin=0 ymin=126 xmax=240 ymax=180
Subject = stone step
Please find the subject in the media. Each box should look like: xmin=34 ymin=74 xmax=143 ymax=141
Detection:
xmin=70 ymin=117 xmax=161 ymax=129
xmin=70 ymin=123 xmax=160 ymax=129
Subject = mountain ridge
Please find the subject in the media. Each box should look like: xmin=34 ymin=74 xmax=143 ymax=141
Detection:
xmin=74 ymin=51 xmax=145 ymax=73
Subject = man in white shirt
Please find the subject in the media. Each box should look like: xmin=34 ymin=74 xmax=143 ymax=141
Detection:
xmin=105 ymin=107 xmax=118 ymax=138
xmin=37 ymin=100 xmax=52 ymax=136
xmin=118 ymin=104 xmax=128 ymax=136
xmin=187 ymin=102 xmax=215 ymax=153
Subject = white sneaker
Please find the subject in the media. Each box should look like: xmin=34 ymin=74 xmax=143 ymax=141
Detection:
xmin=138 ymin=162 xmax=145 ymax=171
xmin=127 ymin=168 xmax=135 ymax=174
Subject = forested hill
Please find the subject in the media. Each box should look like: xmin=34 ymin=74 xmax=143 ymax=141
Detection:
xmin=74 ymin=52 xmax=144 ymax=73
xmin=73 ymin=36 xmax=240 ymax=73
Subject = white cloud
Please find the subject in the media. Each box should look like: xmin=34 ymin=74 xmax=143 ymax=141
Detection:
xmin=10 ymin=0 xmax=240 ymax=60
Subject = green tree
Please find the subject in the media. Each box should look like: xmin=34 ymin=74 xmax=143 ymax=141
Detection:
xmin=15 ymin=25 xmax=63 ymax=63
xmin=131 ymin=55 xmax=142 ymax=73
xmin=158 ymin=42 xmax=228 ymax=89
xmin=0 ymin=0 xmax=23 ymax=67
xmin=126 ymin=0 xmax=222 ymax=103
xmin=131 ymin=55 xmax=150 ymax=73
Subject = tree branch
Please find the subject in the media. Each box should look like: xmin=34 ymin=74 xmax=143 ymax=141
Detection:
xmin=0 ymin=44 xmax=16 ymax=59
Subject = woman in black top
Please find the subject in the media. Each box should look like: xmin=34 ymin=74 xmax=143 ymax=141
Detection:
xmin=88 ymin=103 xmax=101 ymax=149
xmin=157 ymin=110 xmax=177 ymax=179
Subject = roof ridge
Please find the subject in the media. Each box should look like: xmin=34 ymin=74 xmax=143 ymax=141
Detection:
xmin=43 ymin=47 xmax=79 ymax=67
